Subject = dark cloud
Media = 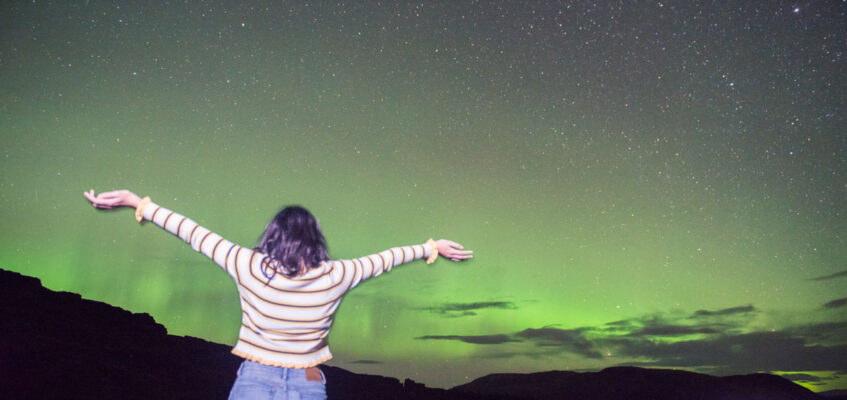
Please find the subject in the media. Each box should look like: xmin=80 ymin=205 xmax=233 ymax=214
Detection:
xmin=786 ymin=321 xmax=847 ymax=345
xmin=440 ymin=302 xmax=517 ymax=311
xmin=434 ymin=311 xmax=478 ymax=318
xmin=606 ymin=308 xmax=751 ymax=339
xmin=420 ymin=301 xmax=517 ymax=318
xmin=602 ymin=319 xmax=642 ymax=334
xmin=775 ymin=373 xmax=823 ymax=383
xmin=416 ymin=326 xmax=602 ymax=358
xmin=608 ymin=324 xmax=847 ymax=374
xmin=822 ymin=297 xmax=847 ymax=310
xmin=692 ymin=305 xmax=756 ymax=318
xmin=808 ymin=270 xmax=847 ymax=281
xmin=630 ymin=324 xmax=719 ymax=336
xmin=594 ymin=321 xmax=847 ymax=375
xmin=350 ymin=360 xmax=382 ymax=364
xmin=417 ymin=304 xmax=847 ymax=376
xmin=415 ymin=334 xmax=518 ymax=345
xmin=516 ymin=327 xmax=603 ymax=359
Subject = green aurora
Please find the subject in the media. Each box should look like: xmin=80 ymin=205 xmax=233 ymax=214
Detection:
xmin=1 ymin=0 xmax=845 ymax=392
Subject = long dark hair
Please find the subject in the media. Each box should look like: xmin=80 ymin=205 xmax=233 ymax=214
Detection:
xmin=254 ymin=206 xmax=329 ymax=278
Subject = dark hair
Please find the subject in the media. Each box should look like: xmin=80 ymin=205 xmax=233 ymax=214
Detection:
xmin=254 ymin=206 xmax=329 ymax=278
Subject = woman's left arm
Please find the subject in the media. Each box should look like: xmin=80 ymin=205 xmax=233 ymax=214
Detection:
xmin=342 ymin=239 xmax=473 ymax=289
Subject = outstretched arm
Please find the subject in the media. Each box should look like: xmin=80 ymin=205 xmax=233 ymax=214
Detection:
xmin=342 ymin=239 xmax=473 ymax=289
xmin=84 ymin=189 xmax=246 ymax=279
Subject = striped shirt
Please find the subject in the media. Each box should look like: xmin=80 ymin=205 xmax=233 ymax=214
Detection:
xmin=141 ymin=202 xmax=434 ymax=368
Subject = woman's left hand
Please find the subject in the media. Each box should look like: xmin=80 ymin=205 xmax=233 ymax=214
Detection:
xmin=435 ymin=239 xmax=473 ymax=262
xmin=83 ymin=189 xmax=142 ymax=209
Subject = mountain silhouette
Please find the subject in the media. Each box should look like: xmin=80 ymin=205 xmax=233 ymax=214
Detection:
xmin=453 ymin=367 xmax=830 ymax=400
xmin=0 ymin=268 xmax=837 ymax=399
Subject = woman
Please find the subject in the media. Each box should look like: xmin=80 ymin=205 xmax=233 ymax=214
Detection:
xmin=83 ymin=189 xmax=472 ymax=400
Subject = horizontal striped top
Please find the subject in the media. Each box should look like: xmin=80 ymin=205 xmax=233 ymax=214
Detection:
xmin=141 ymin=201 xmax=434 ymax=368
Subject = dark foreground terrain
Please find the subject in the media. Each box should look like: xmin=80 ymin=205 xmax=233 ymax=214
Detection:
xmin=1 ymin=268 xmax=840 ymax=400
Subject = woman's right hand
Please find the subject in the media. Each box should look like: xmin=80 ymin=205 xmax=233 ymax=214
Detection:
xmin=83 ymin=189 xmax=143 ymax=209
xmin=436 ymin=239 xmax=473 ymax=262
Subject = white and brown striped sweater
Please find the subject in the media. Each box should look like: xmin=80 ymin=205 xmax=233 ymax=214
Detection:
xmin=140 ymin=201 xmax=434 ymax=368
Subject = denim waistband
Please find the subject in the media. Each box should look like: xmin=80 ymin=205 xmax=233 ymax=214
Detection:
xmin=237 ymin=360 xmax=326 ymax=385
xmin=229 ymin=360 xmax=327 ymax=399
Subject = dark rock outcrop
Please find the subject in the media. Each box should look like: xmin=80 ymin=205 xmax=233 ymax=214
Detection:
xmin=1 ymin=268 xmax=241 ymax=399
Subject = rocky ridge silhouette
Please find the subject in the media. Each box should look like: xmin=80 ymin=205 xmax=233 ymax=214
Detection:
xmin=1 ymin=268 xmax=839 ymax=399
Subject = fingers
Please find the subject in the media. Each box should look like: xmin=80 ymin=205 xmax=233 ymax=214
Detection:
xmin=443 ymin=247 xmax=473 ymax=261
xmin=444 ymin=240 xmax=463 ymax=250
xmin=447 ymin=252 xmax=473 ymax=261
xmin=83 ymin=189 xmax=119 ymax=209
xmin=84 ymin=190 xmax=104 ymax=207
xmin=435 ymin=239 xmax=474 ymax=262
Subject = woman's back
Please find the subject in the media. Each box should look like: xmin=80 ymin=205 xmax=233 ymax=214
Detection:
xmin=135 ymin=199 xmax=437 ymax=368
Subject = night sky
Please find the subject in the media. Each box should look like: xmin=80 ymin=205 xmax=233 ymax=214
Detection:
xmin=1 ymin=0 xmax=846 ymax=392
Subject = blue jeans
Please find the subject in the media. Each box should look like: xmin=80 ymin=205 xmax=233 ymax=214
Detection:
xmin=228 ymin=360 xmax=327 ymax=400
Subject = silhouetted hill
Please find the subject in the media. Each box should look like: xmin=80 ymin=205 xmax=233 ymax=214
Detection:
xmin=0 ymin=268 xmax=831 ymax=399
xmin=453 ymin=367 xmax=824 ymax=400
xmin=0 ymin=268 xmax=241 ymax=399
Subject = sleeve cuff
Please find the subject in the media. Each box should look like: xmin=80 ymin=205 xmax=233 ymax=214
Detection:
xmin=135 ymin=196 xmax=152 ymax=223
xmin=425 ymin=238 xmax=438 ymax=264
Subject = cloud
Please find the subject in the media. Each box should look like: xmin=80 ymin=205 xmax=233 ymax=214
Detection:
xmin=692 ymin=305 xmax=756 ymax=318
xmin=516 ymin=327 xmax=603 ymax=358
xmin=822 ymin=297 xmax=847 ymax=310
xmin=786 ymin=321 xmax=847 ymax=345
xmin=418 ymin=304 xmax=760 ymax=360
xmin=775 ymin=373 xmax=823 ymax=383
xmin=630 ymin=324 xmax=719 ymax=336
xmin=604 ymin=306 xmax=753 ymax=339
xmin=415 ymin=334 xmax=518 ymax=345
xmin=808 ymin=270 xmax=847 ymax=281
xmin=419 ymin=301 xmax=517 ymax=318
xmin=416 ymin=327 xmax=603 ymax=358
xmin=597 ymin=308 xmax=847 ymax=374
xmin=416 ymin=304 xmax=847 ymax=377
xmin=605 ymin=319 xmax=636 ymax=327
xmin=596 ymin=316 xmax=847 ymax=375
xmin=613 ymin=330 xmax=847 ymax=374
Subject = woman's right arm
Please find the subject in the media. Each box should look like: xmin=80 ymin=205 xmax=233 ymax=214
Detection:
xmin=138 ymin=201 xmax=248 ymax=278
xmin=84 ymin=189 xmax=247 ymax=279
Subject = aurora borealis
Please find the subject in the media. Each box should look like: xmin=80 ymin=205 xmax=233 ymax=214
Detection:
xmin=1 ymin=0 xmax=846 ymax=393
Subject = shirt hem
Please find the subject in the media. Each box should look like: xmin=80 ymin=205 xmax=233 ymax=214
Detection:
xmin=231 ymin=348 xmax=333 ymax=368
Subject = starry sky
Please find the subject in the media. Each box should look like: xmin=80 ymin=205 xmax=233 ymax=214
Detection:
xmin=1 ymin=0 xmax=846 ymax=392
